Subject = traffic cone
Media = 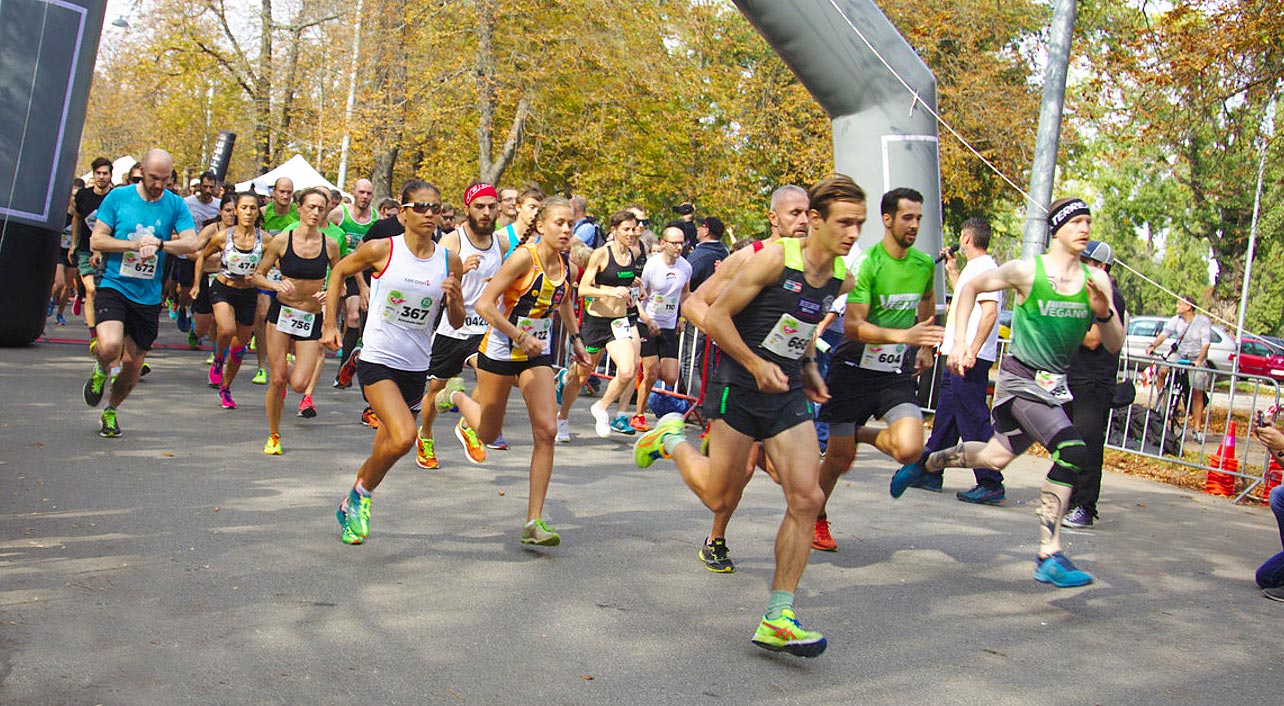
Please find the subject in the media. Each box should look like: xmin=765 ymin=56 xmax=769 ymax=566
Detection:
xmin=1259 ymin=454 xmax=1282 ymax=499
xmin=1205 ymin=421 xmax=1238 ymax=496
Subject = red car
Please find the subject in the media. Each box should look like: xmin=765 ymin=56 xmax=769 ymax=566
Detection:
xmin=1230 ymin=337 xmax=1284 ymax=380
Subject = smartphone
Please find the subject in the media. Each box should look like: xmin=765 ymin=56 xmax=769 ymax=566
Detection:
xmin=1256 ymin=410 xmax=1265 ymax=428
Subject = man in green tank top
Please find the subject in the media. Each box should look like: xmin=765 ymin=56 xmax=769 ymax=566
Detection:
xmin=813 ymin=188 xmax=944 ymax=552
xmin=328 ymin=178 xmax=376 ymax=383
xmin=891 ymin=197 xmax=1124 ymax=588
xmin=633 ymin=175 xmax=862 ymax=658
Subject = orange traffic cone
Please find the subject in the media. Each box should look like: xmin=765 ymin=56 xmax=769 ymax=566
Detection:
xmin=1205 ymin=421 xmax=1238 ymax=496
xmin=1259 ymin=454 xmax=1282 ymax=499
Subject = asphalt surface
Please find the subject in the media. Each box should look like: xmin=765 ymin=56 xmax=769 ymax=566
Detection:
xmin=2 ymin=320 xmax=1281 ymax=705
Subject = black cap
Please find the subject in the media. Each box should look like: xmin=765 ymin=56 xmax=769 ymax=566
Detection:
xmin=698 ymin=216 xmax=725 ymax=238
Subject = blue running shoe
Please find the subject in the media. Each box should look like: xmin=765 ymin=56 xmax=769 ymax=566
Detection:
xmin=908 ymin=472 xmax=943 ymax=493
xmin=554 ymin=368 xmax=567 ymax=405
xmin=956 ymin=484 xmax=1005 ymax=506
xmin=890 ymin=453 xmax=929 ymax=498
xmin=1034 ymin=552 xmax=1093 ymax=587
xmin=610 ymin=415 xmax=636 ymax=435
xmin=337 ymin=488 xmax=372 ymax=541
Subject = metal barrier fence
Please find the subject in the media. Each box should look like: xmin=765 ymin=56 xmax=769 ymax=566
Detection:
xmin=550 ymin=312 xmax=1280 ymax=503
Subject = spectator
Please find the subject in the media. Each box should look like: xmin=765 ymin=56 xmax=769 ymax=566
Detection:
xmin=684 ymin=215 xmax=728 ymax=292
xmin=1251 ymin=418 xmax=1284 ymax=602
xmin=1145 ymin=296 xmax=1212 ymax=441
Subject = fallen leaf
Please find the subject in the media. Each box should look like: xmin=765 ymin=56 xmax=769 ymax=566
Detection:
xmin=162 ymin=453 xmax=174 ymax=457
xmin=498 ymin=491 xmax=505 ymax=496
xmin=580 ymin=675 xmax=594 ymax=681
xmin=213 ymin=507 xmax=220 ymax=512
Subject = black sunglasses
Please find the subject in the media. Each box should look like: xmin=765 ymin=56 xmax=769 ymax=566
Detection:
xmin=401 ymin=201 xmax=442 ymax=214
xmin=129 ymin=176 xmax=143 ymax=184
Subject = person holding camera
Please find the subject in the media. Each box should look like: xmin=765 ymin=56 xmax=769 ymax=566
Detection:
xmin=1251 ymin=416 xmax=1284 ymax=601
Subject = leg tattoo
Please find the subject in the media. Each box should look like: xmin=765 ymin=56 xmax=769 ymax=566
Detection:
xmin=927 ymin=443 xmax=966 ymax=472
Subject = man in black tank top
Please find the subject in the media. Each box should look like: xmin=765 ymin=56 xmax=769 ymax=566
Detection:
xmin=633 ymin=175 xmax=864 ymax=658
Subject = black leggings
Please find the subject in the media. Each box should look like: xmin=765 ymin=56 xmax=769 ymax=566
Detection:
xmin=1066 ymin=380 xmax=1113 ymax=514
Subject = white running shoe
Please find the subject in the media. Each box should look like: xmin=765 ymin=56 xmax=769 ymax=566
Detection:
xmin=590 ymin=402 xmax=611 ymax=439
xmin=556 ymin=417 xmax=570 ymax=443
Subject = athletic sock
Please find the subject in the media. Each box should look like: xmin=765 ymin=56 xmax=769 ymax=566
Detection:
xmin=341 ymin=327 xmax=360 ymax=366
xmin=766 ymin=590 xmax=794 ymax=620
xmin=661 ymin=432 xmax=685 ymax=456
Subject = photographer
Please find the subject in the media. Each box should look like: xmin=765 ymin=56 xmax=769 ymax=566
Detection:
xmin=1251 ymin=415 xmax=1284 ymax=601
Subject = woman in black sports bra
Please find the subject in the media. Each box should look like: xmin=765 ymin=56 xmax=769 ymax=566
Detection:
xmin=555 ymin=210 xmax=646 ymax=440
xmin=252 ymin=186 xmax=341 ymax=455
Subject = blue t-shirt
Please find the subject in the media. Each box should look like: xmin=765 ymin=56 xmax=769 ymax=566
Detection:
xmin=573 ymin=218 xmax=600 ymax=247
xmin=97 ymin=186 xmax=195 ymax=305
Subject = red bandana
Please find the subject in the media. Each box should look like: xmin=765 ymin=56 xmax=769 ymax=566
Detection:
xmin=464 ymin=183 xmax=498 ymax=207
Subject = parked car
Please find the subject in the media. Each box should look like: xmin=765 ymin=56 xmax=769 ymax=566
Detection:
xmin=1230 ymin=336 xmax=1284 ymax=380
xmin=1124 ymin=315 xmax=1236 ymax=371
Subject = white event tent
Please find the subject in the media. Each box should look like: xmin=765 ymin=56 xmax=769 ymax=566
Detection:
xmin=236 ymin=155 xmax=340 ymax=196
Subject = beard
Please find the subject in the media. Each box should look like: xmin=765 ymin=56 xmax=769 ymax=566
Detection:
xmin=467 ymin=213 xmax=495 ymax=237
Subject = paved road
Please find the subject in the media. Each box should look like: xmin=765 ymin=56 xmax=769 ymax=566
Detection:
xmin=2 ymin=325 xmax=1281 ymax=705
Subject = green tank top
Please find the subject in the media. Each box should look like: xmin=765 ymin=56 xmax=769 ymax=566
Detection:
xmin=340 ymin=204 xmax=374 ymax=252
xmin=835 ymin=241 xmax=934 ymax=369
xmin=1009 ymin=256 xmax=1093 ymax=373
xmin=261 ymin=202 xmax=299 ymax=235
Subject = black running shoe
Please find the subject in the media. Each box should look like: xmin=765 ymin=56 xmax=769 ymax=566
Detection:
xmin=698 ymin=538 xmax=735 ymax=573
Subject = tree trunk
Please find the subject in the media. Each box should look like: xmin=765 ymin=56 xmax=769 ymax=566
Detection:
xmin=372 ymin=147 xmax=399 ymax=200
xmin=475 ymin=0 xmax=528 ymax=185
xmin=255 ymin=0 xmax=275 ymax=174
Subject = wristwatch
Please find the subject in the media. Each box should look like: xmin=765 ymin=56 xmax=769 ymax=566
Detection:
xmin=1094 ymin=309 xmax=1114 ymax=323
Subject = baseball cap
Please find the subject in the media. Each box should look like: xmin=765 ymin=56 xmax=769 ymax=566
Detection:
xmin=698 ymin=216 xmax=725 ymax=238
xmin=1081 ymin=240 xmax=1114 ymax=266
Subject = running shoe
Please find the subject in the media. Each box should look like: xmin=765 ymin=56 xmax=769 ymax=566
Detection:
xmin=890 ymin=453 xmax=930 ymax=498
xmin=263 ymin=432 xmax=282 ymax=455
xmin=47 ymin=299 xmax=55 ymax=316
xmin=812 ymin=517 xmax=837 ymax=552
xmin=187 ymin=331 xmax=200 ymax=348
xmin=630 ymin=414 xmax=649 ymax=432
xmin=416 ymin=435 xmax=439 ymax=469
xmin=521 ymin=518 xmax=560 ymax=546
xmin=248 ymin=335 xmax=256 ymax=352
xmin=72 ymin=296 xmax=82 ymax=316
xmin=252 ymin=368 xmax=267 ymax=385
xmin=590 ymin=402 xmax=611 ymax=439
xmin=487 ymin=433 xmax=508 ymax=450
xmin=1033 ymin=552 xmax=1093 ymax=587
xmin=56 ymin=313 xmax=67 ymax=326
xmin=1061 ymin=506 xmax=1094 ymax=529
xmin=335 ymin=347 xmax=360 ymax=388
xmin=908 ymin=472 xmax=943 ymax=493
xmin=633 ymin=412 xmax=685 ymax=468
xmin=361 ymin=407 xmax=380 ymax=429
xmin=435 ymin=376 xmax=466 ymax=412
xmin=455 ymin=420 xmax=486 ymax=464
xmin=139 ymin=362 xmax=151 ymax=377
xmin=98 ymin=408 xmax=121 ymax=438
xmin=219 ymin=387 xmax=236 ymax=409
xmin=168 ymin=303 xmax=178 ymax=320
xmin=176 ymin=307 xmax=190 ymax=332
xmin=88 ymin=338 xmax=97 ymax=355
xmin=297 ymin=394 xmax=316 ymax=418
xmin=83 ymin=365 xmax=107 ymax=407
xmin=556 ymin=417 xmax=570 ymax=443
xmin=956 ymin=484 xmax=1006 ymax=506
xmin=554 ymin=367 xmax=567 ymax=405
xmin=337 ymin=487 xmax=372 ymax=543
xmin=698 ymin=538 xmax=735 ymax=573
xmin=205 ymin=352 xmax=214 ymax=365
xmin=610 ymin=415 xmax=637 ymax=435
xmin=208 ymin=362 xmax=223 ymax=388
xmin=751 ymin=609 xmax=827 ymax=658
xmin=1262 ymin=586 xmax=1284 ymax=602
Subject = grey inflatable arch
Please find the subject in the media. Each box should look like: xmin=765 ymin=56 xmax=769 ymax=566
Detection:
xmin=733 ymin=0 xmax=944 ymax=300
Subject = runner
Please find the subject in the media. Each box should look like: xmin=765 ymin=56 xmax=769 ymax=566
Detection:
xmin=675 ymin=184 xmax=810 ymax=572
xmin=324 ymin=187 xmax=465 ymax=545
xmin=495 ymin=185 xmax=544 ymax=254
xmin=72 ymin=157 xmax=115 ymax=348
xmin=631 ymin=226 xmax=692 ymax=430
xmin=555 ymin=211 xmax=645 ymax=440
xmin=82 ymin=149 xmax=198 ymax=437
xmin=632 ymin=175 xmax=861 ymax=657
xmin=193 ymin=192 xmax=270 ymax=409
xmin=328 ymin=178 xmax=375 ymax=398
xmin=437 ymin=197 xmax=590 ymax=546
xmin=415 ymin=182 xmax=507 ymax=469
xmin=251 ymin=187 xmax=341 ymax=454
xmin=188 ymin=194 xmax=237 ymax=355
xmin=50 ymin=186 xmax=78 ymax=326
xmin=812 ymin=188 xmax=942 ymax=551
xmin=891 ymin=197 xmax=1123 ymax=588
xmin=294 ymin=210 xmax=355 ymax=419
xmin=253 ymin=177 xmax=300 ymax=385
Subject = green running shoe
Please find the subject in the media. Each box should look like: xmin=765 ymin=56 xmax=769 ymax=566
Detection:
xmin=436 ymin=376 xmax=466 ymax=412
xmin=633 ymin=412 xmax=686 ymax=468
xmin=83 ymin=365 xmax=107 ymax=407
xmin=752 ymin=609 xmax=827 ymax=658
xmin=187 ymin=330 xmax=200 ymax=348
xmin=252 ymin=368 xmax=268 ymax=385
xmin=521 ymin=518 xmax=560 ymax=546
xmin=98 ymin=408 xmax=122 ymax=438
xmin=338 ymin=488 xmax=372 ymax=539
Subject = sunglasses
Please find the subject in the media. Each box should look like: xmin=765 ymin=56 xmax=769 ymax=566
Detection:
xmin=401 ymin=201 xmax=442 ymax=214
xmin=638 ymin=219 xmax=650 ymax=227
xmin=130 ymin=176 xmax=143 ymax=184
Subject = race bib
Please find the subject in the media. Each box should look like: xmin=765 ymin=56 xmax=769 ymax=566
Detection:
xmin=206 ymin=273 xmax=217 ymax=286
xmin=60 ymin=231 xmax=73 ymax=249
xmin=227 ymin=250 xmax=259 ymax=276
xmin=381 ymin=289 xmax=434 ymax=331
xmin=516 ymin=316 xmax=553 ymax=353
xmin=610 ymin=317 xmax=635 ymax=341
xmin=119 ymin=251 xmax=158 ymax=279
xmin=266 ymin=267 xmax=283 ymax=283
xmin=650 ymin=293 xmax=679 ymax=318
xmin=1035 ymin=370 xmax=1074 ymax=403
xmin=860 ymin=343 xmax=907 ymax=373
xmin=460 ymin=312 xmax=489 ymax=336
xmin=275 ymin=305 xmax=316 ymax=337
xmin=629 ymin=286 xmax=641 ymax=304
xmin=760 ymin=314 xmax=816 ymax=360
